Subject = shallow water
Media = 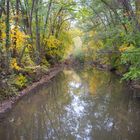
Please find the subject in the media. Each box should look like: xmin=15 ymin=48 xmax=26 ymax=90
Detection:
xmin=0 ymin=67 xmax=140 ymax=140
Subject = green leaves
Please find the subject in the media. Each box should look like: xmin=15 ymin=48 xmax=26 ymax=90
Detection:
xmin=122 ymin=67 xmax=140 ymax=80
xmin=121 ymin=46 xmax=140 ymax=80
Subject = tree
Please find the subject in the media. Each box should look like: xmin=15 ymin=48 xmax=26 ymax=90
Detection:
xmin=5 ymin=0 xmax=10 ymax=72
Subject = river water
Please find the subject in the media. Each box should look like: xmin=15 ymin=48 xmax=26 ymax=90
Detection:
xmin=0 ymin=67 xmax=140 ymax=140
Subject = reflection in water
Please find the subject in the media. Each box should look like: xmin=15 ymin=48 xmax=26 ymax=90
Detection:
xmin=0 ymin=68 xmax=140 ymax=140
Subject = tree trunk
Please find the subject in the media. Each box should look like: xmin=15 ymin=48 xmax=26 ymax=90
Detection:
xmin=0 ymin=0 xmax=5 ymax=43
xmin=136 ymin=0 xmax=140 ymax=23
xmin=29 ymin=0 xmax=35 ymax=39
xmin=5 ymin=0 xmax=10 ymax=72
xmin=0 ymin=0 xmax=5 ymax=18
xmin=35 ymin=0 xmax=41 ymax=64
xmin=12 ymin=0 xmax=19 ymax=58
xmin=43 ymin=0 xmax=52 ymax=38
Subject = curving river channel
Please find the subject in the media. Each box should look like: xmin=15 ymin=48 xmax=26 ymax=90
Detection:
xmin=0 ymin=67 xmax=140 ymax=140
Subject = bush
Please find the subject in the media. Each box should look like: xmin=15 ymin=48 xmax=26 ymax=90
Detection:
xmin=121 ymin=45 xmax=140 ymax=80
xmin=14 ymin=74 xmax=28 ymax=89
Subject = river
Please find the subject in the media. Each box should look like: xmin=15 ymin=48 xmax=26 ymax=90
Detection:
xmin=0 ymin=67 xmax=140 ymax=140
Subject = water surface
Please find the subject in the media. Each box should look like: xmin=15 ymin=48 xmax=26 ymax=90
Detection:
xmin=0 ymin=67 xmax=140 ymax=140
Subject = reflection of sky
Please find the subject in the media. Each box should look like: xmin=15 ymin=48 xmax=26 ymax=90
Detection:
xmin=60 ymin=70 xmax=140 ymax=140
xmin=0 ymin=69 xmax=140 ymax=140
xmin=64 ymin=76 xmax=93 ymax=139
xmin=65 ymin=93 xmax=86 ymax=117
xmin=69 ymin=81 xmax=81 ymax=88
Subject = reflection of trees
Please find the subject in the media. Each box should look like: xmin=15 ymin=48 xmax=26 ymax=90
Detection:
xmin=0 ymin=72 xmax=73 ymax=140
xmin=0 ymin=68 xmax=140 ymax=140
xmin=75 ymin=67 xmax=111 ymax=95
xmin=74 ymin=66 xmax=140 ymax=140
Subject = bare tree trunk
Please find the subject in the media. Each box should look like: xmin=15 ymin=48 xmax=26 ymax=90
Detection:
xmin=136 ymin=0 xmax=140 ymax=22
xmin=43 ymin=0 xmax=53 ymax=38
xmin=41 ymin=0 xmax=53 ymax=58
xmin=12 ymin=0 xmax=19 ymax=58
xmin=35 ymin=0 xmax=41 ymax=64
xmin=5 ymin=0 xmax=10 ymax=72
xmin=29 ymin=0 xmax=35 ymax=39
xmin=0 ymin=0 xmax=5 ymax=43
xmin=0 ymin=0 xmax=5 ymax=18
xmin=23 ymin=0 xmax=33 ymax=36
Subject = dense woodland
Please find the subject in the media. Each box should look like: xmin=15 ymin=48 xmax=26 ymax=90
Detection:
xmin=0 ymin=0 xmax=140 ymax=100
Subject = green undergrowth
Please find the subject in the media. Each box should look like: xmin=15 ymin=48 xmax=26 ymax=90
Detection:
xmin=0 ymin=65 xmax=49 ymax=101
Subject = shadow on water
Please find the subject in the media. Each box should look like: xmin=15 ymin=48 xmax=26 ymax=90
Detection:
xmin=0 ymin=67 xmax=140 ymax=140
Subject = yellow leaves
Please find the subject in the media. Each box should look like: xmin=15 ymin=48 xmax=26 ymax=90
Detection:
xmin=69 ymin=29 xmax=83 ymax=38
xmin=59 ymin=31 xmax=74 ymax=58
xmin=43 ymin=36 xmax=61 ymax=49
xmin=47 ymin=49 xmax=60 ymax=56
xmin=119 ymin=46 xmax=128 ymax=52
xmin=136 ymin=11 xmax=140 ymax=15
xmin=0 ymin=22 xmax=29 ymax=53
xmin=0 ymin=22 xmax=6 ymax=41
xmin=11 ymin=14 xmax=21 ymax=20
xmin=89 ymin=31 xmax=97 ymax=37
xmin=10 ymin=26 xmax=29 ymax=53
xmin=11 ymin=28 xmax=23 ymax=42
xmin=43 ymin=36 xmax=63 ymax=58
xmin=10 ymin=58 xmax=21 ymax=71
xmin=43 ymin=31 xmax=73 ymax=60
xmin=14 ymin=74 xmax=27 ymax=89
xmin=119 ymin=44 xmax=134 ymax=52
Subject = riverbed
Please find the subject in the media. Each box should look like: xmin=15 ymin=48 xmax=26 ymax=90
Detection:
xmin=0 ymin=67 xmax=140 ymax=140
